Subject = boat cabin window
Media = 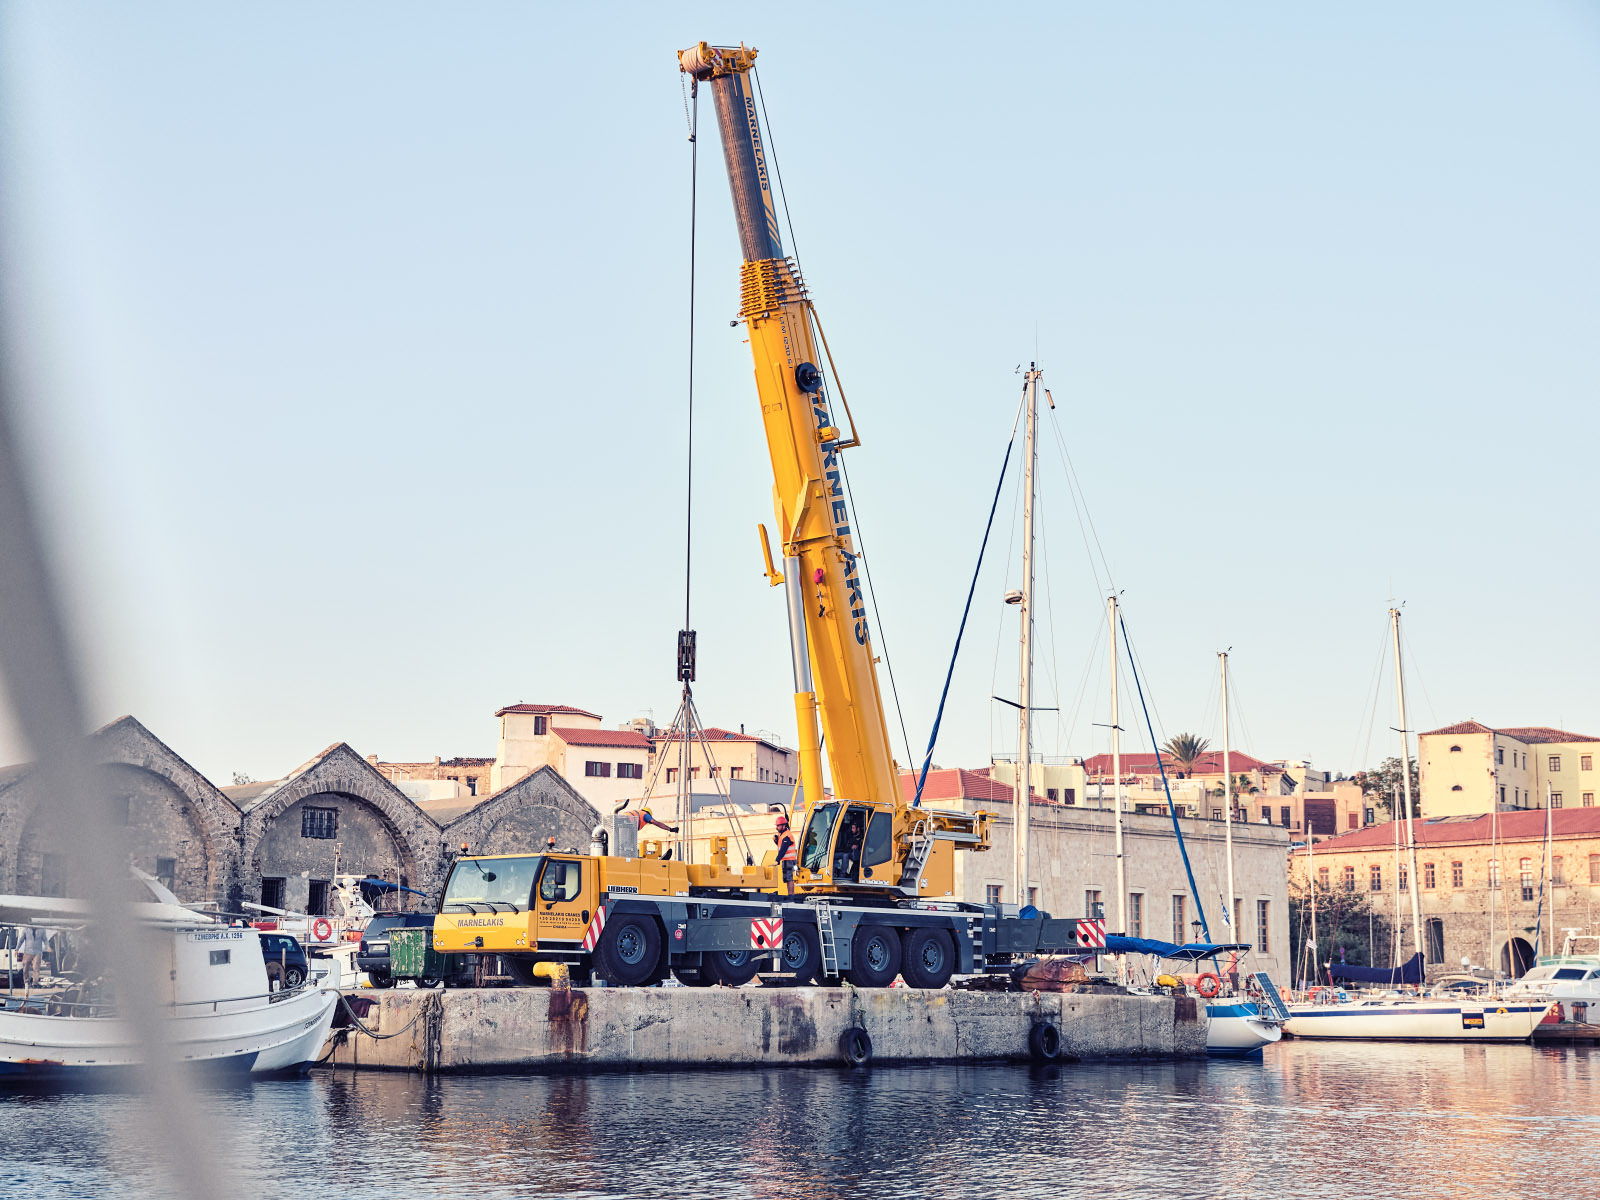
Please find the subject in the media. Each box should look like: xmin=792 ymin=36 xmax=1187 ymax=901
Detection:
xmin=863 ymin=812 xmax=893 ymax=867
xmin=800 ymin=804 xmax=840 ymax=872
xmin=538 ymin=859 xmax=582 ymax=903
xmin=442 ymin=856 xmax=541 ymax=911
xmin=1553 ymin=968 xmax=1587 ymax=980
xmin=209 ymin=949 xmax=230 ymax=966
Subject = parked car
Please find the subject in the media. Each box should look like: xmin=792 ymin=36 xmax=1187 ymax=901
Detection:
xmin=258 ymin=931 xmax=309 ymax=989
xmin=357 ymin=913 xmax=435 ymax=987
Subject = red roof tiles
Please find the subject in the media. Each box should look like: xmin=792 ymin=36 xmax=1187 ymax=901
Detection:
xmin=1419 ymin=720 xmax=1599 ymax=744
xmin=551 ymin=726 xmax=652 ymax=750
xmin=1080 ymin=750 xmax=1273 ymax=777
xmin=495 ymin=703 xmax=602 ymax=720
xmin=1293 ymin=807 xmax=1600 ymax=854
xmin=897 ymin=768 xmax=1041 ymax=805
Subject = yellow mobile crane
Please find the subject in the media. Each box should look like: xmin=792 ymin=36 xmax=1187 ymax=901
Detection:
xmin=428 ymin=44 xmax=1099 ymax=992
xmin=677 ymin=41 xmax=989 ymax=900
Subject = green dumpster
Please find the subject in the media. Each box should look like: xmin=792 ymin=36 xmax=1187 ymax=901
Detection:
xmin=388 ymin=925 xmax=460 ymax=982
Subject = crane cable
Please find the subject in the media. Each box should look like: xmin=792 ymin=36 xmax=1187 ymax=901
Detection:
xmin=682 ymin=77 xmax=698 ymax=634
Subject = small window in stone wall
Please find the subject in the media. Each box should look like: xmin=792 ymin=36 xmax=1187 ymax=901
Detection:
xmin=155 ymin=857 xmax=176 ymax=891
xmin=301 ymin=807 xmax=338 ymax=839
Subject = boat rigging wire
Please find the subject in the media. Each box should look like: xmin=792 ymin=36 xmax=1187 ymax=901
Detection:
xmin=913 ymin=407 xmax=1023 ymax=806
xmin=1119 ymin=612 xmax=1211 ymax=941
xmin=683 ymin=78 xmax=698 ymax=634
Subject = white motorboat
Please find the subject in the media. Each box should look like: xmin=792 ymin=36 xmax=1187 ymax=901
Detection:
xmin=1503 ymin=934 xmax=1600 ymax=1024
xmin=1206 ymin=998 xmax=1286 ymax=1056
xmin=1284 ymin=991 xmax=1554 ymax=1041
xmin=0 ymin=892 xmax=338 ymax=1084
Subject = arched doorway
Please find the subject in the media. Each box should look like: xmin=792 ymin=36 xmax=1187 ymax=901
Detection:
xmin=1500 ymin=936 xmax=1535 ymax=978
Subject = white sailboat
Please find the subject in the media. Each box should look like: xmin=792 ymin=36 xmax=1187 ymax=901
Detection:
xmin=1284 ymin=607 xmax=1555 ymax=1041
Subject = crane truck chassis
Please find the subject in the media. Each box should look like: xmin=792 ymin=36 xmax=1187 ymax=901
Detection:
xmin=431 ymin=842 xmax=1103 ymax=989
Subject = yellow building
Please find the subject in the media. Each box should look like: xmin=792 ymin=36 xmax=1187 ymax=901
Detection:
xmin=1419 ymin=721 xmax=1600 ymax=817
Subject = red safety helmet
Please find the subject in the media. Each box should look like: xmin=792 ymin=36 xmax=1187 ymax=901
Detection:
xmin=774 ymin=814 xmax=790 ymax=830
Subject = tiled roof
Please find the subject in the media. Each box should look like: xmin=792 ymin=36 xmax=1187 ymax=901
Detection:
xmin=1419 ymin=720 xmax=1599 ymax=744
xmin=1498 ymin=726 xmax=1600 ymax=745
xmin=897 ymin=768 xmax=1040 ymax=805
xmin=495 ymin=703 xmax=602 ymax=719
xmin=1291 ymin=807 xmax=1600 ymax=854
xmin=1420 ymin=720 xmax=1495 ymax=737
xmin=1080 ymin=750 xmax=1273 ymax=777
xmin=699 ymin=727 xmax=793 ymax=752
xmin=551 ymin=726 xmax=652 ymax=750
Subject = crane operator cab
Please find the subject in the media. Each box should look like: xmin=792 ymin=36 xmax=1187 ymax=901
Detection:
xmin=799 ymin=802 xmax=895 ymax=888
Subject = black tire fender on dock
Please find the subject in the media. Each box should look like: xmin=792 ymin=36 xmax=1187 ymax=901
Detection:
xmin=1028 ymin=1021 xmax=1062 ymax=1062
xmin=839 ymin=1026 xmax=873 ymax=1067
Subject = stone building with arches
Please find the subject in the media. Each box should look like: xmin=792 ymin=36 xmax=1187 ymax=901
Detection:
xmin=0 ymin=717 xmax=244 ymax=908
xmin=0 ymin=718 xmax=602 ymax=916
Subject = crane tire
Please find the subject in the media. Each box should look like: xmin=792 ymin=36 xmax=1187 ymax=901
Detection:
xmin=1029 ymin=1021 xmax=1063 ymax=1062
xmin=705 ymin=948 xmax=762 ymax=987
xmin=596 ymin=914 xmax=663 ymax=988
xmin=839 ymin=1026 xmax=873 ymax=1067
xmin=843 ymin=927 xmax=902 ymax=989
xmin=900 ymin=928 xmax=956 ymax=990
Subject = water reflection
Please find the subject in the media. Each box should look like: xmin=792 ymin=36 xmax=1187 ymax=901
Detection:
xmin=5 ymin=1043 xmax=1595 ymax=1199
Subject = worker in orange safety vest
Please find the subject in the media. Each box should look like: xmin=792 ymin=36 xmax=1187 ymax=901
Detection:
xmin=774 ymin=812 xmax=798 ymax=898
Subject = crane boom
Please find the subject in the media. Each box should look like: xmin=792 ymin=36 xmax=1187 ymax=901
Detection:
xmin=680 ymin=42 xmax=987 ymax=897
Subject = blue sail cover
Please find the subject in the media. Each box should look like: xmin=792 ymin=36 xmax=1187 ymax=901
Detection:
xmin=1328 ymin=952 xmax=1424 ymax=986
xmin=1103 ymin=935 xmax=1253 ymax=962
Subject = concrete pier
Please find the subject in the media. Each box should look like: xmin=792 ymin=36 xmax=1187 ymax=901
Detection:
xmin=324 ymin=986 xmax=1205 ymax=1073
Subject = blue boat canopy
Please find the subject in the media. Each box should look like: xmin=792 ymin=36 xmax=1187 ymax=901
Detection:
xmin=357 ymin=878 xmax=427 ymax=897
xmin=1103 ymin=935 xmax=1252 ymax=962
xmin=1328 ymin=952 xmax=1424 ymax=986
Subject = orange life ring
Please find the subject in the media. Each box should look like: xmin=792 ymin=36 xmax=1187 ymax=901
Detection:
xmin=312 ymin=917 xmax=333 ymax=942
xmin=1196 ymin=972 xmax=1222 ymax=998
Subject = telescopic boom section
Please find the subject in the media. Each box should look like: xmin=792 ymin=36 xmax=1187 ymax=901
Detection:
xmin=680 ymin=43 xmax=986 ymax=896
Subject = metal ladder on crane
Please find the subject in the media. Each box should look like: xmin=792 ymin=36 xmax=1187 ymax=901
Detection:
xmin=897 ymin=818 xmax=931 ymax=892
xmin=815 ymin=902 xmax=840 ymax=980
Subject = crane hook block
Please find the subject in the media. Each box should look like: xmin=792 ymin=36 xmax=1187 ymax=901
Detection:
xmin=795 ymin=362 xmax=822 ymax=393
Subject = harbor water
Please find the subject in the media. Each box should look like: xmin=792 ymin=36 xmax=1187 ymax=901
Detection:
xmin=5 ymin=1041 xmax=1595 ymax=1199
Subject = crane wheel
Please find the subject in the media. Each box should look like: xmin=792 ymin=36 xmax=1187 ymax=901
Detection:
xmin=705 ymin=948 xmax=762 ymax=987
xmin=778 ymin=926 xmax=822 ymax=984
xmin=596 ymin=914 xmax=663 ymax=987
xmin=843 ymin=927 xmax=902 ymax=988
xmin=1028 ymin=1021 xmax=1062 ymax=1062
xmin=838 ymin=1026 xmax=873 ymax=1067
xmin=900 ymin=928 xmax=955 ymax=989
xmin=672 ymin=964 xmax=713 ymax=987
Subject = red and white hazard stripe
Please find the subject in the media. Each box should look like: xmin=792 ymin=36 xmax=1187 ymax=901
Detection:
xmin=581 ymin=905 xmax=607 ymax=951
xmin=750 ymin=916 xmax=784 ymax=950
xmin=1076 ymin=917 xmax=1106 ymax=949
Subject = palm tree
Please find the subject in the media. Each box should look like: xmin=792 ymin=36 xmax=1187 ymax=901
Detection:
xmin=1160 ymin=732 xmax=1211 ymax=778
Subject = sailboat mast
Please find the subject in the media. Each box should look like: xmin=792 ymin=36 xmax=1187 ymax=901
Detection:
xmin=1013 ymin=365 xmax=1040 ymax=906
xmin=1306 ymin=825 xmax=1318 ymax=988
xmin=1545 ymin=782 xmax=1555 ymax=956
xmin=1389 ymin=607 xmax=1424 ymax=963
xmin=1109 ymin=593 xmax=1126 ymax=945
xmin=1220 ymin=651 xmax=1235 ymax=936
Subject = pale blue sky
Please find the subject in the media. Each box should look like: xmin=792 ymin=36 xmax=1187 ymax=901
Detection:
xmin=2 ymin=3 xmax=1597 ymax=785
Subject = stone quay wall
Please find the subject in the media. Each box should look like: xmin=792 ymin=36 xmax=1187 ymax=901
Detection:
xmin=324 ymin=986 xmax=1205 ymax=1074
